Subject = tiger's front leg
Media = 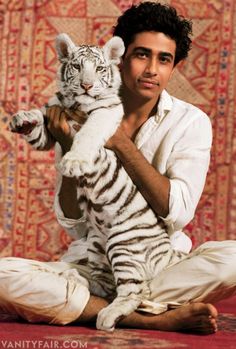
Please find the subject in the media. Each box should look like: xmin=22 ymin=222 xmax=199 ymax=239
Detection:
xmin=59 ymin=131 xmax=99 ymax=177
xmin=9 ymin=109 xmax=43 ymax=134
xmin=59 ymin=107 xmax=121 ymax=177
xmin=9 ymin=109 xmax=51 ymax=150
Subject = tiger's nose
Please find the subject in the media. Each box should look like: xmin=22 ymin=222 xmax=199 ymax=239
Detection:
xmin=81 ymin=83 xmax=93 ymax=91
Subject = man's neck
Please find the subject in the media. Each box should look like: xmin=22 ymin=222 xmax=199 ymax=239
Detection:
xmin=122 ymin=94 xmax=159 ymax=118
xmin=120 ymin=90 xmax=160 ymax=140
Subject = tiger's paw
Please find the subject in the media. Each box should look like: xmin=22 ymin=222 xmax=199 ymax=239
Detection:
xmin=9 ymin=110 xmax=43 ymax=135
xmin=96 ymin=306 xmax=124 ymax=332
xmin=59 ymin=151 xmax=91 ymax=177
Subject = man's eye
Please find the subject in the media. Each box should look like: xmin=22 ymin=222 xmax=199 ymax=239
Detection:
xmin=136 ymin=52 xmax=148 ymax=58
xmin=73 ymin=64 xmax=81 ymax=71
xmin=160 ymin=56 xmax=172 ymax=64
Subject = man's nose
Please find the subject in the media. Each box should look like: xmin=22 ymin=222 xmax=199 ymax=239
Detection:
xmin=145 ymin=58 xmax=158 ymax=75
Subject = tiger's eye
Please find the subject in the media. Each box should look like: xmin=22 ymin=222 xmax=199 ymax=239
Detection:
xmin=73 ymin=64 xmax=81 ymax=71
xmin=96 ymin=66 xmax=104 ymax=72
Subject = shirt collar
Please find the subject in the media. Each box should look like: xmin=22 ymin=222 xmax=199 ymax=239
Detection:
xmin=154 ymin=89 xmax=173 ymax=123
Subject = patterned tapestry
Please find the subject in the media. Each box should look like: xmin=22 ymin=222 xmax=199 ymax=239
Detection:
xmin=0 ymin=0 xmax=235 ymax=261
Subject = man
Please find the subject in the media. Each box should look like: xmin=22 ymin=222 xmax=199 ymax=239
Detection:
xmin=0 ymin=1 xmax=236 ymax=334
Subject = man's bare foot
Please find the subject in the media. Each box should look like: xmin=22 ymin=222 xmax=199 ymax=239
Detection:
xmin=130 ymin=303 xmax=218 ymax=334
xmin=160 ymin=303 xmax=218 ymax=334
xmin=78 ymin=296 xmax=218 ymax=334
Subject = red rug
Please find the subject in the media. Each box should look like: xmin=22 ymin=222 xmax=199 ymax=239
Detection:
xmin=1 ymin=0 xmax=236 ymax=261
xmin=0 ymin=297 xmax=235 ymax=349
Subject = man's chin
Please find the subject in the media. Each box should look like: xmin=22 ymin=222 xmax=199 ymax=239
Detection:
xmin=135 ymin=89 xmax=160 ymax=101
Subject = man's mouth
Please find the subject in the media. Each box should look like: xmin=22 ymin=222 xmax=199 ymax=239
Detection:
xmin=138 ymin=79 xmax=160 ymax=87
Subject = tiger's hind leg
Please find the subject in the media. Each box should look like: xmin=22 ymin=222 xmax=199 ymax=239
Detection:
xmin=96 ymin=281 xmax=149 ymax=331
xmin=89 ymin=266 xmax=116 ymax=300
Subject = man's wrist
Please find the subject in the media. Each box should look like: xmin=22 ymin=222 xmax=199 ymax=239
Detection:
xmin=114 ymin=135 xmax=137 ymax=159
xmin=59 ymin=176 xmax=82 ymax=219
xmin=61 ymin=139 xmax=73 ymax=154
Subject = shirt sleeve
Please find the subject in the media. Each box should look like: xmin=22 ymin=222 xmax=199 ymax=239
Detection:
xmin=161 ymin=111 xmax=212 ymax=233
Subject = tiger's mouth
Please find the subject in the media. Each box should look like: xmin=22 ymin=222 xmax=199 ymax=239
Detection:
xmin=73 ymin=91 xmax=92 ymax=97
xmin=75 ymin=94 xmax=95 ymax=105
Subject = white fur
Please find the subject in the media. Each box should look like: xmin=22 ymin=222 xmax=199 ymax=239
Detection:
xmin=57 ymin=34 xmax=125 ymax=176
xmin=9 ymin=34 xmax=184 ymax=332
xmin=59 ymin=102 xmax=123 ymax=175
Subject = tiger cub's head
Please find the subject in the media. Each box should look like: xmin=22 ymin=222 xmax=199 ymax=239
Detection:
xmin=55 ymin=33 xmax=125 ymax=105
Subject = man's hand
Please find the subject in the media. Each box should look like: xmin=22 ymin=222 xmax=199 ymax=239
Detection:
xmin=45 ymin=105 xmax=85 ymax=154
xmin=106 ymin=122 xmax=131 ymax=151
xmin=105 ymin=118 xmax=170 ymax=218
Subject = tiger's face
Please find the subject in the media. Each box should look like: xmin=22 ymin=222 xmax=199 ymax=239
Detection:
xmin=55 ymin=34 xmax=125 ymax=105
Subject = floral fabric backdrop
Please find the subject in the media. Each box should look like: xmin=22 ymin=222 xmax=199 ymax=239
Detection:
xmin=0 ymin=0 xmax=235 ymax=261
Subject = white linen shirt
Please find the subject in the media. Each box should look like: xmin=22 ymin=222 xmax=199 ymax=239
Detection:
xmin=54 ymin=90 xmax=212 ymax=254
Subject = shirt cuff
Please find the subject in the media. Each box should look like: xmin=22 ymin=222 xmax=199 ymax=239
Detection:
xmin=169 ymin=231 xmax=192 ymax=253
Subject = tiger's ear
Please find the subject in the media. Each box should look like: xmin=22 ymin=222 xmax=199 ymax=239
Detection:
xmin=103 ymin=36 xmax=125 ymax=64
xmin=56 ymin=33 xmax=76 ymax=62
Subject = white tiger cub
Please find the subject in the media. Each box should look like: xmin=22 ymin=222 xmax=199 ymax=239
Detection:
xmin=9 ymin=34 xmax=185 ymax=331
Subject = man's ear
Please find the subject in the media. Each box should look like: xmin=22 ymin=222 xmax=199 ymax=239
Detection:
xmin=169 ymin=65 xmax=176 ymax=79
xmin=170 ymin=58 xmax=186 ymax=78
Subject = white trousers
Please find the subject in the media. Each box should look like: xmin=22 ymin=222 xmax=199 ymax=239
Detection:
xmin=0 ymin=240 xmax=236 ymax=325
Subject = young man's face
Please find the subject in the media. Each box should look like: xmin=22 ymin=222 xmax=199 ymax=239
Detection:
xmin=120 ymin=31 xmax=176 ymax=102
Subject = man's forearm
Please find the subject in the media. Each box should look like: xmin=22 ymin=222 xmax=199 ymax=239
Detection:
xmin=58 ymin=176 xmax=83 ymax=219
xmin=113 ymin=136 xmax=170 ymax=218
xmin=58 ymin=134 xmax=83 ymax=220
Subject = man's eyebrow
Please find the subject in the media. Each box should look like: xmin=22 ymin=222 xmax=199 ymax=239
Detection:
xmin=159 ymin=52 xmax=174 ymax=60
xmin=132 ymin=47 xmax=174 ymax=60
xmin=132 ymin=47 xmax=151 ymax=54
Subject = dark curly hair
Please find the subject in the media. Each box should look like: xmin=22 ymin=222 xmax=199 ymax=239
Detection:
xmin=113 ymin=1 xmax=192 ymax=66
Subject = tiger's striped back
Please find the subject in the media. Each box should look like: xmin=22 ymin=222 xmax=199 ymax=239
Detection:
xmin=77 ymin=146 xmax=184 ymax=296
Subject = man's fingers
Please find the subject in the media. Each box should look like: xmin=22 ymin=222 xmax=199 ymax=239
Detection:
xmin=46 ymin=106 xmax=70 ymax=135
xmin=45 ymin=105 xmax=85 ymax=134
xmin=73 ymin=124 xmax=81 ymax=131
xmin=54 ymin=109 xmax=65 ymax=127
xmin=46 ymin=105 xmax=61 ymax=120
xmin=64 ymin=108 xmax=87 ymax=124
